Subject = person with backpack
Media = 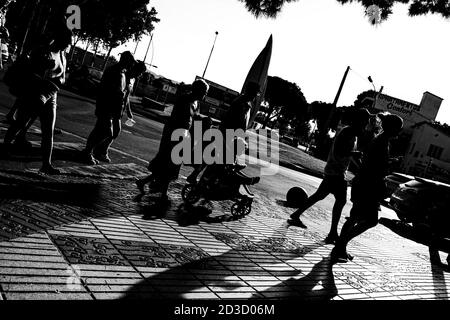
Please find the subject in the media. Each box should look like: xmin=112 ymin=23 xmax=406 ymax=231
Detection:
xmin=3 ymin=26 xmax=72 ymax=175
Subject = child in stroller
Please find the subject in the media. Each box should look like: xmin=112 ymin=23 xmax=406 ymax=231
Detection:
xmin=181 ymin=163 xmax=260 ymax=217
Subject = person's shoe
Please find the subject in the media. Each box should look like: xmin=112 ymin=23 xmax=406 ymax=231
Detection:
xmin=40 ymin=165 xmax=61 ymax=175
xmin=287 ymin=218 xmax=307 ymax=229
xmin=324 ymin=234 xmax=339 ymax=245
xmin=135 ymin=179 xmax=146 ymax=194
xmin=235 ymin=163 xmax=247 ymax=171
xmin=330 ymin=247 xmax=349 ymax=264
xmin=82 ymin=151 xmax=99 ymax=165
xmin=94 ymin=154 xmax=111 ymax=163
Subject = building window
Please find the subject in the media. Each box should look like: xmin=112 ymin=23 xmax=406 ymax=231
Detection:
xmin=427 ymin=144 xmax=443 ymax=160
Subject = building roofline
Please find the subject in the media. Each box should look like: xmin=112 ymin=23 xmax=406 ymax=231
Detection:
xmin=424 ymin=91 xmax=443 ymax=101
xmin=412 ymin=121 xmax=450 ymax=137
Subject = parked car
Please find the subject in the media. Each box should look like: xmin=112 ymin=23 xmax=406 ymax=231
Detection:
xmin=384 ymin=172 xmax=415 ymax=197
xmin=280 ymin=135 xmax=299 ymax=148
xmin=389 ymin=177 xmax=450 ymax=237
xmin=66 ymin=65 xmax=102 ymax=97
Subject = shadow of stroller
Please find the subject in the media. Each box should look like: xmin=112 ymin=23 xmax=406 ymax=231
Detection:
xmin=176 ymin=202 xmax=247 ymax=227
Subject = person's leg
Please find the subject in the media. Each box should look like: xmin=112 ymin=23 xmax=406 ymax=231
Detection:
xmin=14 ymin=113 xmax=38 ymax=148
xmin=39 ymin=94 xmax=59 ymax=174
xmin=6 ymin=99 xmax=21 ymax=123
xmin=3 ymin=105 xmax=33 ymax=146
xmin=136 ymin=174 xmax=155 ymax=194
xmin=326 ymin=178 xmax=348 ymax=243
xmin=158 ymin=178 xmax=170 ymax=201
xmin=289 ymin=179 xmax=331 ymax=221
xmin=94 ymin=118 xmax=121 ymax=162
xmin=332 ymin=203 xmax=379 ymax=261
xmin=83 ymin=117 xmax=112 ymax=164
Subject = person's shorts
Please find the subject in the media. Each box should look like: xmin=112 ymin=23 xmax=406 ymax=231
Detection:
xmin=317 ymin=175 xmax=348 ymax=201
xmin=349 ymin=201 xmax=379 ymax=224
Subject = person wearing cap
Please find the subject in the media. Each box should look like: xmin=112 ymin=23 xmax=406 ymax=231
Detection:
xmin=185 ymin=81 xmax=260 ymax=184
xmin=135 ymin=78 xmax=209 ymax=201
xmin=331 ymin=112 xmax=404 ymax=263
xmin=82 ymin=51 xmax=136 ymax=164
xmin=288 ymin=108 xmax=371 ymax=244
xmin=94 ymin=60 xmax=147 ymax=162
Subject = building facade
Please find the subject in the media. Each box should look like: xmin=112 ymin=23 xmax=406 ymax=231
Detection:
xmin=368 ymin=91 xmax=449 ymax=182
xmin=195 ymin=76 xmax=239 ymax=122
xmin=403 ymin=122 xmax=450 ymax=183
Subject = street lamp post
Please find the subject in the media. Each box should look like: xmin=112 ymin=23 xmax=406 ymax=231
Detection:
xmin=368 ymin=76 xmax=383 ymax=109
xmin=202 ymin=31 xmax=218 ymax=79
xmin=143 ymin=33 xmax=153 ymax=64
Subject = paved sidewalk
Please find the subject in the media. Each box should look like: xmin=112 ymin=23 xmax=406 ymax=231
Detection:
xmin=1 ymin=160 xmax=450 ymax=301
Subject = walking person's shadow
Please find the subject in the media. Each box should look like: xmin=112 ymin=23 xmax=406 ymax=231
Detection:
xmin=120 ymin=225 xmax=332 ymax=299
xmin=251 ymin=257 xmax=337 ymax=300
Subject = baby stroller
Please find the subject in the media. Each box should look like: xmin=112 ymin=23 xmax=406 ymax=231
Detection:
xmin=181 ymin=164 xmax=260 ymax=217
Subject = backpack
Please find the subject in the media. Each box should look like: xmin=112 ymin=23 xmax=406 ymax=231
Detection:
xmin=3 ymin=55 xmax=33 ymax=97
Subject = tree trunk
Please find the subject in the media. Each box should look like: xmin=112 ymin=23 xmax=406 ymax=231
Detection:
xmin=80 ymin=41 xmax=90 ymax=66
xmin=102 ymin=46 xmax=113 ymax=71
xmin=90 ymin=41 xmax=100 ymax=67
xmin=263 ymin=104 xmax=275 ymax=128
xmin=70 ymin=36 xmax=81 ymax=62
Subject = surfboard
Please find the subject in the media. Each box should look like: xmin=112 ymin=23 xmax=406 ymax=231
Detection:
xmin=242 ymin=35 xmax=273 ymax=129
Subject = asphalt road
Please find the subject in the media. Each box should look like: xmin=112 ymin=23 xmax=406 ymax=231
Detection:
xmin=0 ymin=85 xmax=399 ymax=231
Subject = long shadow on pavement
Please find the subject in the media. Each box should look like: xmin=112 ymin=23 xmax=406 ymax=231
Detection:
xmin=379 ymin=217 xmax=450 ymax=254
xmin=120 ymin=226 xmax=330 ymax=299
xmin=380 ymin=217 xmax=450 ymax=298
xmin=0 ymin=170 xmax=106 ymax=241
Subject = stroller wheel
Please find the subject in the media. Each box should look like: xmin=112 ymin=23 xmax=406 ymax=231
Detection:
xmin=182 ymin=184 xmax=200 ymax=204
xmin=231 ymin=201 xmax=251 ymax=217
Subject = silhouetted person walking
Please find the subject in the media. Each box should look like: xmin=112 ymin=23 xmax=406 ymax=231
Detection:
xmin=94 ymin=60 xmax=147 ymax=162
xmin=135 ymin=79 xmax=209 ymax=201
xmin=186 ymin=81 xmax=260 ymax=184
xmin=82 ymin=51 xmax=136 ymax=164
xmin=288 ymin=109 xmax=370 ymax=245
xmin=331 ymin=113 xmax=404 ymax=263
xmin=3 ymin=26 xmax=72 ymax=174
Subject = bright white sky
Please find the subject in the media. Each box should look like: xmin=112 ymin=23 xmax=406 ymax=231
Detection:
xmin=117 ymin=0 xmax=450 ymax=125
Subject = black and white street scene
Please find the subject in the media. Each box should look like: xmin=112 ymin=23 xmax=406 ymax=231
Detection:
xmin=1 ymin=0 xmax=450 ymax=312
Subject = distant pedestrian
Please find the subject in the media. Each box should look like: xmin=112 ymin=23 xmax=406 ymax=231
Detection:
xmin=81 ymin=51 xmax=136 ymax=164
xmin=94 ymin=60 xmax=147 ymax=162
xmin=287 ymin=108 xmax=370 ymax=245
xmin=331 ymin=112 xmax=404 ymax=263
xmin=135 ymin=79 xmax=209 ymax=202
xmin=3 ymin=26 xmax=72 ymax=174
